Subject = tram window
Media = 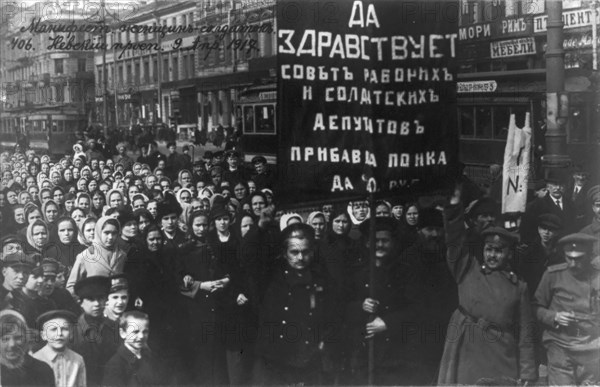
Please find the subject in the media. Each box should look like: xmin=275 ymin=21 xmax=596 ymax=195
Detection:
xmin=459 ymin=107 xmax=474 ymax=137
xmin=244 ymin=106 xmax=255 ymax=133
xmin=475 ymin=107 xmax=492 ymax=138
xmin=254 ymin=105 xmax=275 ymax=134
xmin=494 ymin=106 xmax=510 ymax=139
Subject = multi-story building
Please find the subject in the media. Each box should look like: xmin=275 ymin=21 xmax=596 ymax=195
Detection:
xmin=0 ymin=3 xmax=96 ymax=153
xmin=456 ymin=0 xmax=599 ymax=180
xmin=95 ymin=0 xmax=275 ymax=138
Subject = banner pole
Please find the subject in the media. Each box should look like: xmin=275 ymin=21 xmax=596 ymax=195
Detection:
xmin=367 ymin=190 xmax=376 ymax=386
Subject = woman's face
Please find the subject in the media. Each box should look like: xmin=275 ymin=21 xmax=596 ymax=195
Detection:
xmin=179 ymin=190 xmax=191 ymax=204
xmin=180 ymin=172 xmax=192 ymax=187
xmin=251 ymin=195 xmax=266 ymax=217
xmin=14 ymin=208 xmax=25 ymax=224
xmin=146 ymin=230 xmax=162 ymax=252
xmin=28 ymin=209 xmax=42 ymax=224
xmin=92 ymin=193 xmax=104 ymax=209
xmin=57 ymin=220 xmax=76 ymax=244
xmin=25 ymin=176 xmax=36 ymax=188
xmin=234 ymin=184 xmax=247 ymax=200
xmin=19 ymin=192 xmax=31 ymax=204
xmin=100 ymin=223 xmax=118 ymax=247
xmin=138 ymin=216 xmax=151 ymax=233
xmin=64 ymin=169 xmax=73 ymax=181
xmin=73 ymin=168 xmax=80 ymax=179
xmin=71 ymin=209 xmax=85 ymax=224
xmin=77 ymin=179 xmax=87 ymax=191
xmin=147 ymin=202 xmax=157 ymax=218
xmin=192 ymin=215 xmax=209 ymax=239
xmin=146 ymin=176 xmax=157 ymax=189
xmin=32 ymin=224 xmax=49 ymax=247
xmin=28 ymin=186 xmax=39 ymax=199
xmin=45 ymin=204 xmax=59 ymax=223
xmin=122 ymin=221 xmax=138 ymax=239
xmin=332 ymin=214 xmax=350 ymax=235
xmin=84 ymin=221 xmax=96 ymax=243
xmin=161 ymin=213 xmax=178 ymax=233
xmin=133 ymin=164 xmax=142 ymax=175
xmin=88 ymin=180 xmax=98 ymax=192
xmin=1 ymin=328 xmax=27 ymax=365
xmin=109 ymin=193 xmax=123 ymax=208
xmin=53 ymin=190 xmax=64 ymax=205
xmin=311 ymin=215 xmax=326 ymax=239
xmin=116 ymin=181 xmax=125 ymax=192
xmin=78 ymin=197 xmax=90 ymax=212
xmin=7 ymin=191 xmax=17 ymax=205
xmin=214 ymin=215 xmax=230 ymax=233
xmin=81 ymin=168 xmax=91 ymax=180
xmin=41 ymin=163 xmax=49 ymax=174
xmin=240 ymin=216 xmax=254 ymax=238
xmin=128 ymin=185 xmax=140 ymax=200
xmin=352 ymin=201 xmax=369 ymax=221
xmin=51 ymin=172 xmax=61 ymax=185
xmin=405 ymin=206 xmax=419 ymax=226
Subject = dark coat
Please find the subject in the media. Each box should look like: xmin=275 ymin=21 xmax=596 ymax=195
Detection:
xmin=102 ymin=345 xmax=166 ymax=386
xmin=11 ymin=289 xmax=56 ymax=328
xmin=137 ymin=150 xmax=166 ymax=171
xmin=257 ymin=260 xmax=337 ymax=369
xmin=72 ymin=314 xmax=119 ymax=386
xmin=0 ymin=354 xmax=55 ymax=386
xmin=438 ymin=204 xmax=537 ymax=384
xmin=515 ymin=238 xmax=563 ymax=296
xmin=564 ymin=181 xmax=592 ymax=230
xmin=49 ymin=287 xmax=82 ymax=317
xmin=251 ymin=169 xmax=275 ymax=191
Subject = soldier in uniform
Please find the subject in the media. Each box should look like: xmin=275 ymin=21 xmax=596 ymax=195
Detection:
xmin=1 ymin=251 xmax=35 ymax=309
xmin=579 ymin=185 xmax=600 ymax=260
xmin=534 ymin=233 xmax=600 ymax=386
xmin=255 ymin=223 xmax=338 ymax=385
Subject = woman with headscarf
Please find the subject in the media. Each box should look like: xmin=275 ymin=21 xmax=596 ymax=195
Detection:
xmin=346 ymin=199 xmax=370 ymax=240
xmin=66 ymin=216 xmax=127 ymax=294
xmin=45 ymin=216 xmax=85 ymax=268
xmin=24 ymin=219 xmax=51 ymax=255
xmin=76 ymin=177 xmax=88 ymax=193
xmin=90 ymin=189 xmax=105 ymax=218
xmin=398 ymin=202 xmax=420 ymax=252
xmin=77 ymin=216 xmax=97 ymax=247
xmin=0 ymin=310 xmax=55 ymax=386
xmin=17 ymin=190 xmax=32 ymax=205
xmin=106 ymin=188 xmax=125 ymax=209
xmin=61 ymin=166 xmax=75 ymax=189
xmin=306 ymin=211 xmax=327 ymax=241
xmin=177 ymin=187 xmax=194 ymax=227
xmin=41 ymin=199 xmax=60 ymax=234
xmin=278 ymin=212 xmax=303 ymax=231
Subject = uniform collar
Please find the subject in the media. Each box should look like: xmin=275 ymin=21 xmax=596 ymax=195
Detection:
xmin=479 ymin=264 xmax=518 ymax=284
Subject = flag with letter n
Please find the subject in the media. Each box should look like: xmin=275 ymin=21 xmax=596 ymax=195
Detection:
xmin=502 ymin=113 xmax=531 ymax=213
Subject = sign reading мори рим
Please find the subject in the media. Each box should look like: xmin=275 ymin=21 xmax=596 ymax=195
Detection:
xmin=277 ymin=0 xmax=459 ymax=203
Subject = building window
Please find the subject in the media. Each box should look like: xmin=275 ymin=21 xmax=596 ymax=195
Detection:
xmin=182 ymin=55 xmax=188 ymax=79
xmin=78 ymin=58 xmax=86 ymax=72
xmin=189 ymin=53 xmax=195 ymax=77
xmin=163 ymin=58 xmax=169 ymax=81
xmin=134 ymin=62 xmax=140 ymax=85
xmin=54 ymin=59 xmax=63 ymax=74
xmin=172 ymin=56 xmax=178 ymax=81
xmin=144 ymin=60 xmax=150 ymax=83
xmin=153 ymin=58 xmax=158 ymax=82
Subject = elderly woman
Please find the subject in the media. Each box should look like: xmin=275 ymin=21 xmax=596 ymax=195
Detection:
xmin=437 ymin=188 xmax=536 ymax=385
xmin=0 ymin=310 xmax=54 ymax=385
xmin=306 ymin=211 xmax=327 ymax=240
xmin=24 ymin=219 xmax=50 ymax=255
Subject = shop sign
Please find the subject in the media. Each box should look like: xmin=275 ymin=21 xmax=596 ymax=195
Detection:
xmin=491 ymin=37 xmax=536 ymax=58
xmin=457 ymin=80 xmax=497 ymax=93
xmin=534 ymin=8 xmax=598 ymax=33
xmin=563 ymin=33 xmax=600 ymax=49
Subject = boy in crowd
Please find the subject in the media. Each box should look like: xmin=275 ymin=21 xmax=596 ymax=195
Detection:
xmin=104 ymin=274 xmax=129 ymax=322
xmin=72 ymin=276 xmax=119 ymax=386
xmin=33 ymin=310 xmax=87 ymax=387
xmin=102 ymin=310 xmax=165 ymax=386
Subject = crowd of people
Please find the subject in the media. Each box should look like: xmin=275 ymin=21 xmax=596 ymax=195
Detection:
xmin=0 ymin=139 xmax=599 ymax=386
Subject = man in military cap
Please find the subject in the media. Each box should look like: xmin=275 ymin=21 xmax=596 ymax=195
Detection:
xmin=580 ymin=185 xmax=600 ymax=260
xmin=1 ymin=251 xmax=35 ymax=309
xmin=40 ymin=258 xmax=80 ymax=316
xmin=534 ymin=233 xmax=600 ymax=386
xmin=72 ymin=276 xmax=119 ymax=386
xmin=516 ymin=213 xmax=564 ymax=296
xmin=1 ymin=234 xmax=23 ymax=261
xmin=251 ymin=155 xmax=274 ymax=190
xmin=11 ymin=256 xmax=57 ymax=327
xmin=191 ymin=159 xmax=209 ymax=184
xmin=521 ymin=170 xmax=575 ymax=245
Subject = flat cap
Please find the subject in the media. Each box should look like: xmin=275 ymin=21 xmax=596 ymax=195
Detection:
xmin=33 ymin=258 xmax=59 ymax=277
xmin=203 ymin=151 xmax=213 ymax=159
xmin=1 ymin=234 xmax=23 ymax=247
xmin=3 ymin=252 xmax=36 ymax=269
xmin=74 ymin=276 xmax=111 ymax=299
xmin=226 ymin=150 xmax=240 ymax=159
xmin=538 ymin=213 xmax=562 ymax=230
xmin=109 ymin=274 xmax=129 ymax=293
xmin=481 ymin=227 xmax=519 ymax=245
xmin=36 ymin=310 xmax=77 ymax=328
xmin=251 ymin=155 xmax=267 ymax=165
xmin=587 ymin=185 xmax=600 ymax=203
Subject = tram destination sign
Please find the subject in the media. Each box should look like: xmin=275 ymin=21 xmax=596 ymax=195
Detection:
xmin=277 ymin=0 xmax=459 ymax=203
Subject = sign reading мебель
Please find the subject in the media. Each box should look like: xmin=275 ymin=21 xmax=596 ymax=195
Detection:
xmin=277 ymin=0 xmax=459 ymax=203
xmin=490 ymin=37 xmax=536 ymax=59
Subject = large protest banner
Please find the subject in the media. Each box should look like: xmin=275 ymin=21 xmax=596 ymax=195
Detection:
xmin=277 ymin=0 xmax=459 ymax=204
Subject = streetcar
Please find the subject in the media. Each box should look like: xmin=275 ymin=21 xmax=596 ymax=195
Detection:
xmin=234 ymin=83 xmax=277 ymax=164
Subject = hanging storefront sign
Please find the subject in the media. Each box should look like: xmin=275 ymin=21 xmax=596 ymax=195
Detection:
xmin=490 ymin=37 xmax=536 ymax=58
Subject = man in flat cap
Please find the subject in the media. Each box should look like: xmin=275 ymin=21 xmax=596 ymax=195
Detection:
xmin=1 ymin=234 xmax=24 ymax=261
xmin=251 ymin=155 xmax=275 ymax=191
xmin=104 ymin=274 xmax=129 ymax=323
xmin=71 ymin=276 xmax=118 ymax=386
xmin=521 ymin=170 xmax=575 ymax=246
xmin=1 ymin=252 xmax=35 ymax=309
xmin=579 ymin=185 xmax=600 ymax=261
xmin=516 ymin=213 xmax=564 ymax=296
xmin=437 ymin=187 xmax=537 ymax=385
xmin=534 ymin=233 xmax=600 ymax=386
